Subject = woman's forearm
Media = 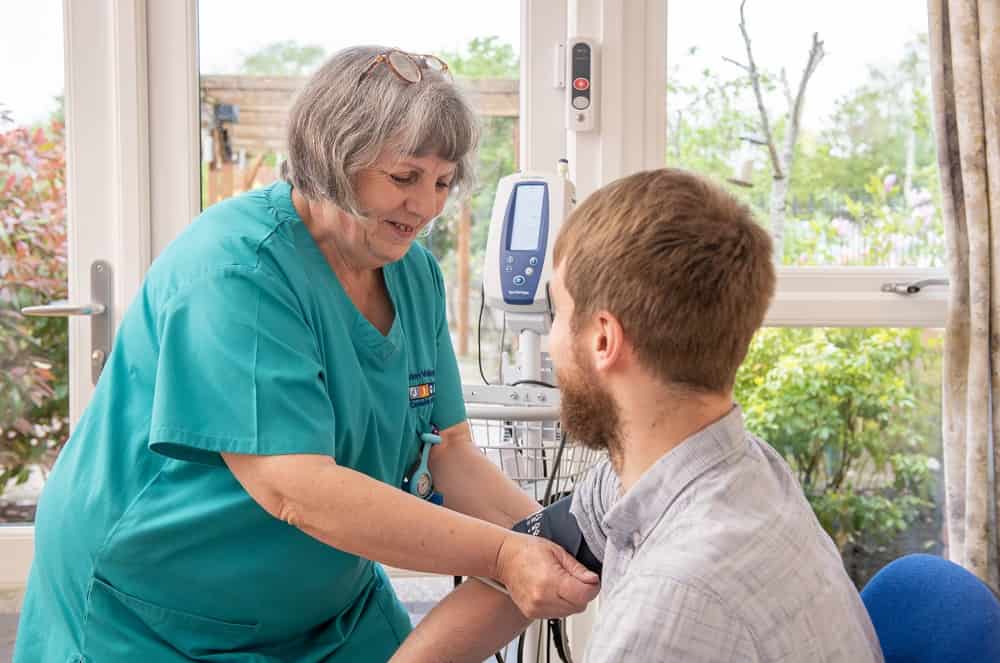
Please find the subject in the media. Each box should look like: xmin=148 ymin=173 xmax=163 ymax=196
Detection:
xmin=223 ymin=452 xmax=509 ymax=578
xmin=430 ymin=442 xmax=541 ymax=527
xmin=391 ymin=579 xmax=531 ymax=663
xmin=429 ymin=422 xmax=541 ymax=527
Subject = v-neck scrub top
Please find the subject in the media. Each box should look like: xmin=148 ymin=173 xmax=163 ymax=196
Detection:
xmin=14 ymin=180 xmax=466 ymax=662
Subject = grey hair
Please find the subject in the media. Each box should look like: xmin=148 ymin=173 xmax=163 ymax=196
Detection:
xmin=282 ymin=45 xmax=479 ymax=218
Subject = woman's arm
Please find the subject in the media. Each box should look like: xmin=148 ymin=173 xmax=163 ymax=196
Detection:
xmin=429 ymin=421 xmax=541 ymax=527
xmin=222 ymin=452 xmax=598 ymax=618
xmin=390 ymin=579 xmax=531 ymax=663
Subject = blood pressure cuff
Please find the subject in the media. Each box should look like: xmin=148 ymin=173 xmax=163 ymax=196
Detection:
xmin=512 ymin=495 xmax=602 ymax=576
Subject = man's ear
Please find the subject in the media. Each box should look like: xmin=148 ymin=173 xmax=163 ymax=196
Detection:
xmin=590 ymin=311 xmax=627 ymax=374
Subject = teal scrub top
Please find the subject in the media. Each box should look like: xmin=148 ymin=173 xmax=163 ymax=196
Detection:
xmin=14 ymin=180 xmax=467 ymax=662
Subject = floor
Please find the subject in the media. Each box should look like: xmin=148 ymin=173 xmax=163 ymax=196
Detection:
xmin=0 ymin=614 xmax=14 ymax=662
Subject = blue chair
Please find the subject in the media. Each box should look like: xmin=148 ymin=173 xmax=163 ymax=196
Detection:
xmin=861 ymin=553 xmax=1000 ymax=663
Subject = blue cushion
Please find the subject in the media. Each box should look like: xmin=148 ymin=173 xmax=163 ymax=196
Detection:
xmin=861 ymin=554 xmax=1000 ymax=663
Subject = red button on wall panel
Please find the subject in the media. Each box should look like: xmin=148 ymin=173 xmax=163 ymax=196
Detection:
xmin=572 ymin=77 xmax=590 ymax=91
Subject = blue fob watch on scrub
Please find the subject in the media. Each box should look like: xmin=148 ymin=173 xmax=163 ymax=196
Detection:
xmin=404 ymin=429 xmax=444 ymax=505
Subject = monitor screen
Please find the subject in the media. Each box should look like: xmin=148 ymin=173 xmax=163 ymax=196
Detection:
xmin=509 ymin=184 xmax=546 ymax=252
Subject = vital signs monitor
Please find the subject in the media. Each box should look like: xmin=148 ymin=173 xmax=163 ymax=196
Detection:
xmin=484 ymin=169 xmax=575 ymax=330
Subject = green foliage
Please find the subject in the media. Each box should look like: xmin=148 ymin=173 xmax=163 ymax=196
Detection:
xmin=794 ymin=37 xmax=935 ymax=209
xmin=240 ymin=40 xmax=326 ymax=76
xmin=424 ymin=37 xmax=518 ymax=286
xmin=668 ymin=55 xmax=758 ymax=184
xmin=668 ymin=37 xmax=942 ymax=267
xmin=783 ymin=173 xmax=945 ymax=267
xmin=786 ymin=41 xmax=939 ymax=270
xmin=439 ymin=37 xmax=518 ymax=78
xmin=667 ymin=47 xmax=785 ymax=218
xmin=735 ymin=328 xmax=940 ymax=551
xmin=0 ymin=117 xmax=69 ymax=493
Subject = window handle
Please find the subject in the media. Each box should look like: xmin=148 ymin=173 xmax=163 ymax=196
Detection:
xmin=880 ymin=278 xmax=949 ymax=295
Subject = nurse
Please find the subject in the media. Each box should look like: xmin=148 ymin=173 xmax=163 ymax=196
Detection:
xmin=14 ymin=46 xmax=599 ymax=662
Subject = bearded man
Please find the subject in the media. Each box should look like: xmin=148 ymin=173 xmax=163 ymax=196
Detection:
xmin=391 ymin=168 xmax=883 ymax=663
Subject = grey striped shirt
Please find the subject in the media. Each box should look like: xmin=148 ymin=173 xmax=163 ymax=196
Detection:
xmin=571 ymin=406 xmax=883 ymax=662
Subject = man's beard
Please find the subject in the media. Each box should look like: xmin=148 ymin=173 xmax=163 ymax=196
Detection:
xmin=557 ymin=342 xmax=624 ymax=471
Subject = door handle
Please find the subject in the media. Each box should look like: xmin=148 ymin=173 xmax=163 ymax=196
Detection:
xmin=21 ymin=260 xmax=113 ymax=385
xmin=20 ymin=302 xmax=106 ymax=317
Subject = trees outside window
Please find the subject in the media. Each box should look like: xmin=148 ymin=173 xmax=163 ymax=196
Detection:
xmin=670 ymin=1 xmax=945 ymax=585
xmin=0 ymin=111 xmax=68 ymax=521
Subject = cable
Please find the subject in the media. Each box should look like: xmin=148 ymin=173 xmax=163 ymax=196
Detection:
xmin=478 ymin=283 xmax=490 ymax=385
xmin=499 ymin=312 xmax=507 ymax=383
xmin=545 ymin=615 xmax=551 ymax=663
xmin=541 ymin=431 xmax=569 ymax=507
xmin=511 ymin=379 xmax=556 ymax=389
xmin=549 ymin=619 xmax=570 ymax=662
xmin=545 ymin=282 xmax=555 ymax=324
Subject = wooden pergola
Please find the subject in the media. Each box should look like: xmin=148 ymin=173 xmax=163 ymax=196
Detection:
xmin=200 ymin=75 xmax=519 ymax=356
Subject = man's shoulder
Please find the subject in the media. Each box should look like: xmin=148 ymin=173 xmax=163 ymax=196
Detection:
xmin=596 ymin=559 xmax=880 ymax=663
xmin=621 ymin=450 xmax=880 ymax=660
xmin=632 ymin=438 xmax=846 ymax=606
xmin=616 ymin=524 xmax=879 ymax=661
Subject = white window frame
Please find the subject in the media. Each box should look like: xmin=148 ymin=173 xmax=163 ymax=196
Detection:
xmin=0 ymin=0 xmax=200 ymax=612
xmin=524 ymin=0 xmax=948 ymax=330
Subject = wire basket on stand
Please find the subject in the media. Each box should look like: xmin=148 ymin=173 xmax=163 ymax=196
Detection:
xmin=463 ymin=384 xmax=603 ymax=663
xmin=464 ymin=384 xmax=600 ymax=505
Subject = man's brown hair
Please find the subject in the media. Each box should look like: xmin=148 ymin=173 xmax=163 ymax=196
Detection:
xmin=553 ymin=168 xmax=776 ymax=393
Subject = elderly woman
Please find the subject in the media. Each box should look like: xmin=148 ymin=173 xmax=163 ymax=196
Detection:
xmin=14 ymin=46 xmax=598 ymax=662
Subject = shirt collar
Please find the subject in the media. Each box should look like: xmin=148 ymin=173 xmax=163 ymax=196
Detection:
xmin=268 ymin=179 xmax=299 ymax=223
xmin=601 ymin=405 xmax=747 ymax=551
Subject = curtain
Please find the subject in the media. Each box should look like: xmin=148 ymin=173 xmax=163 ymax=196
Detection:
xmin=929 ymin=0 xmax=1000 ymax=591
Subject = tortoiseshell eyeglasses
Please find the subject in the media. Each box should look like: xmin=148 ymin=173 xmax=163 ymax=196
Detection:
xmin=359 ymin=49 xmax=452 ymax=84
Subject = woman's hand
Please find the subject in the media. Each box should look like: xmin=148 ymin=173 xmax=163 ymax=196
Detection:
xmin=494 ymin=532 xmax=600 ymax=619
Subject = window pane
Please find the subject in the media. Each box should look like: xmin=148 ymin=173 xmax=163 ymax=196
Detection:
xmin=667 ymin=1 xmax=943 ymax=268
xmin=197 ymin=1 xmax=520 ymax=384
xmin=737 ymin=327 xmax=945 ymax=587
xmin=0 ymin=0 xmax=68 ymax=525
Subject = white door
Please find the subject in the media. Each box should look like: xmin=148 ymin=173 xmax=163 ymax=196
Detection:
xmin=0 ymin=0 xmax=200 ymax=611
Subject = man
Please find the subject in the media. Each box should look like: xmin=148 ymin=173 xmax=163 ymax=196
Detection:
xmin=391 ymin=168 xmax=883 ymax=662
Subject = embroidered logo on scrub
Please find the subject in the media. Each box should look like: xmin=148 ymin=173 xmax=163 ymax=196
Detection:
xmin=409 ymin=369 xmax=436 ymax=408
